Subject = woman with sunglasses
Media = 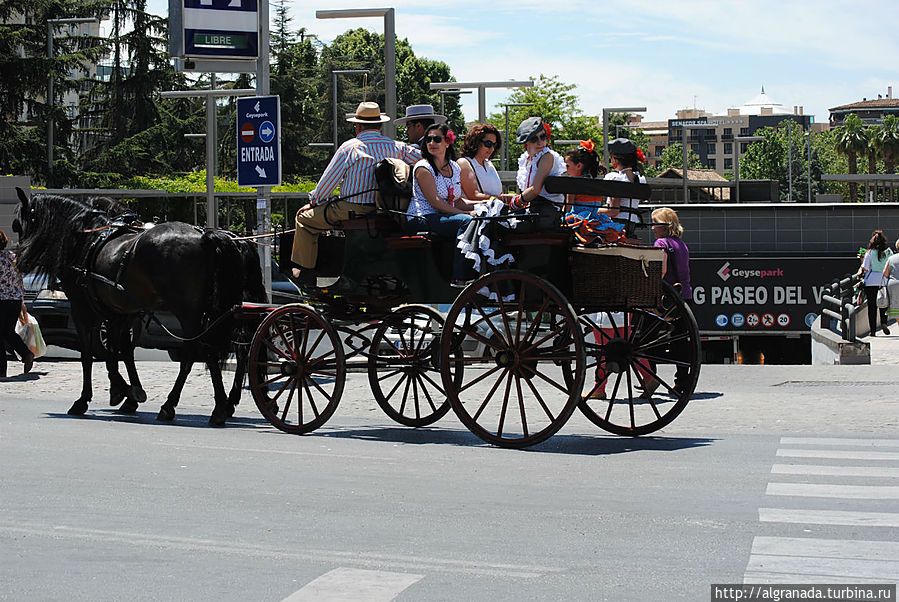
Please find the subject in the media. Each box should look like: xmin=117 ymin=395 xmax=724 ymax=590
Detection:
xmin=407 ymin=123 xmax=482 ymax=284
xmin=458 ymin=124 xmax=506 ymax=201
xmin=602 ymin=137 xmax=647 ymax=228
xmin=512 ymin=117 xmax=566 ymax=229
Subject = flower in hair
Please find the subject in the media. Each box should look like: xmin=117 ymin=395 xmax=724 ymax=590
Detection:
xmin=579 ymin=139 xmax=595 ymax=152
xmin=636 ymin=148 xmax=645 ymax=163
xmin=445 ymin=130 xmax=456 ymax=145
xmin=543 ymin=123 xmax=551 ymax=140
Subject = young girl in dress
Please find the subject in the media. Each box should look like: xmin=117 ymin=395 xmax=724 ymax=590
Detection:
xmin=563 ymin=139 xmax=607 ymax=214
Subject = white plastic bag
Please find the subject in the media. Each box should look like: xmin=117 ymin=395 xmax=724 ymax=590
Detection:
xmin=16 ymin=311 xmax=47 ymax=358
xmin=876 ymin=286 xmax=889 ymax=309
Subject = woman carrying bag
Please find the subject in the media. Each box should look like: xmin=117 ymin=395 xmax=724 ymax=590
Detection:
xmin=861 ymin=230 xmax=893 ymax=336
xmin=0 ymin=229 xmax=34 ymax=377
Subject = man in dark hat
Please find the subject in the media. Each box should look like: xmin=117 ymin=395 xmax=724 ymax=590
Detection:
xmin=289 ymin=102 xmax=421 ymax=285
xmin=395 ymin=104 xmax=447 ymax=149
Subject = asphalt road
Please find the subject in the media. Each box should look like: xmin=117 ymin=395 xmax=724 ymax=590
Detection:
xmin=1 ymin=359 xmax=897 ymax=601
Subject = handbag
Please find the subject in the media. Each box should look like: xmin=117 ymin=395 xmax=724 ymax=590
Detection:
xmin=16 ymin=310 xmax=47 ymax=358
xmin=877 ymin=286 xmax=890 ymax=309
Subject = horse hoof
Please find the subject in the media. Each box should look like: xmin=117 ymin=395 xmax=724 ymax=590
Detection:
xmin=157 ymin=406 xmax=175 ymax=422
xmin=67 ymin=400 xmax=88 ymax=416
xmin=109 ymin=390 xmax=126 ymax=407
xmin=118 ymin=399 xmax=139 ymax=414
xmin=128 ymin=386 xmax=148 ymax=404
xmin=208 ymin=413 xmax=227 ymax=428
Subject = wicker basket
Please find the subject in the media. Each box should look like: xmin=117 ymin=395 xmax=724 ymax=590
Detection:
xmin=570 ymin=245 xmax=664 ymax=308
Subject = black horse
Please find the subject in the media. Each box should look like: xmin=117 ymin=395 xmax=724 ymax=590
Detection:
xmin=13 ymin=189 xmax=254 ymax=426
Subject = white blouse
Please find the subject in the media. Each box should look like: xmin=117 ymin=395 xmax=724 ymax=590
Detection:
xmin=460 ymin=156 xmax=503 ymax=196
xmin=407 ymin=159 xmax=462 ymax=218
xmin=516 ymin=147 xmax=565 ymax=204
xmin=603 ymin=169 xmax=646 ymax=224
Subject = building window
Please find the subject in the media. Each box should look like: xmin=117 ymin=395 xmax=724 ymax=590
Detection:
xmin=690 ymin=143 xmax=700 ymax=153
xmin=740 ymin=127 xmax=749 ymax=136
xmin=740 ymin=142 xmax=749 ymax=153
xmin=724 ymin=158 xmax=733 ymax=170
xmin=724 ymin=142 xmax=733 ymax=155
xmin=655 ymin=146 xmax=664 ymax=157
xmin=707 ymin=143 xmax=716 ymax=155
xmin=706 ymin=158 xmax=716 ymax=170
xmin=723 ymin=127 xmax=732 ymax=138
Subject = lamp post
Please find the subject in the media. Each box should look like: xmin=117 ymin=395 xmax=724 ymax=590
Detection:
xmin=674 ymin=122 xmax=708 ymax=203
xmin=501 ymin=102 xmax=534 ymax=171
xmin=734 ymin=135 xmax=764 ymax=204
xmin=807 ymin=130 xmax=812 ymax=203
xmin=601 ymin=106 xmax=645 ymax=167
xmin=47 ymin=17 xmax=98 ymax=181
xmin=317 ymin=8 xmax=396 ymax=138
xmin=430 ymin=80 xmax=533 ymax=124
xmin=331 ymin=69 xmax=369 ymax=152
xmin=437 ymin=89 xmax=471 ymax=118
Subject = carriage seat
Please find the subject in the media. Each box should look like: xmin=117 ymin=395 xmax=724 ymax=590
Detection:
xmin=337 ymin=214 xmax=400 ymax=232
xmin=502 ymin=232 xmax=571 ymax=247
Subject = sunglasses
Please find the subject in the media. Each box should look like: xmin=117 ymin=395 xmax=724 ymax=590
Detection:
xmin=481 ymin=139 xmax=497 ymax=148
xmin=424 ymin=135 xmax=444 ymax=144
xmin=527 ymin=133 xmax=547 ymax=143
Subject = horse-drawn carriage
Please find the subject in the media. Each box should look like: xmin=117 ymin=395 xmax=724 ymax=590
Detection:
xmin=241 ymin=176 xmax=701 ymax=448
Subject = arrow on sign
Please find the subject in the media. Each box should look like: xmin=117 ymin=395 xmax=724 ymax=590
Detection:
xmin=261 ymin=125 xmax=273 ymax=138
xmin=254 ymin=101 xmax=261 ymax=112
xmin=255 ymin=165 xmax=267 ymax=178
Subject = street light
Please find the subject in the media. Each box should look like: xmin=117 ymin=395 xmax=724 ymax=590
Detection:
xmin=47 ymin=17 xmax=98 ymax=180
xmin=437 ymin=89 xmax=471 ymax=117
xmin=601 ymin=106 xmax=645 ymax=167
xmin=331 ymin=69 xmax=369 ymax=152
xmin=430 ymin=80 xmax=533 ymax=124
xmin=501 ymin=102 xmax=533 ymax=171
xmin=734 ymin=135 xmax=764 ymax=204
xmin=677 ymin=123 xmax=710 ymax=203
xmin=317 ymin=8 xmax=396 ymax=138
xmin=807 ymin=130 xmax=812 ymax=204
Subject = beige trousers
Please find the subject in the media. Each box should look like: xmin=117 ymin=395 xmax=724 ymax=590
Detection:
xmin=290 ymin=201 xmax=376 ymax=269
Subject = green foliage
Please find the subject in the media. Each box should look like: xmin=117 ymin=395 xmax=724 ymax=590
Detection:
xmin=871 ymin=114 xmax=899 ymax=173
xmin=658 ymin=143 xmax=703 ymax=171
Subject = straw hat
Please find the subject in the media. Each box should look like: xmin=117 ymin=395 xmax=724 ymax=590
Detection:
xmin=346 ymin=101 xmax=390 ymax=124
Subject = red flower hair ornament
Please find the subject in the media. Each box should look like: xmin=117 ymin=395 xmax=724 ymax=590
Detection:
xmin=543 ymin=123 xmax=551 ymax=140
xmin=579 ymin=139 xmax=595 ymax=152
xmin=635 ymin=148 xmax=645 ymax=163
xmin=445 ymin=130 xmax=456 ymax=145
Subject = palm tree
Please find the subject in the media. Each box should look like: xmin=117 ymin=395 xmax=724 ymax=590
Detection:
xmin=834 ymin=113 xmax=869 ymax=201
xmin=872 ymin=114 xmax=899 ymax=174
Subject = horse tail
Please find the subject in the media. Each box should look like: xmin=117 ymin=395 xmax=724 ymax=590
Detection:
xmin=201 ymin=230 xmax=244 ymax=365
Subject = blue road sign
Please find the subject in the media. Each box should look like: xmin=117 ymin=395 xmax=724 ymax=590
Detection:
xmin=182 ymin=0 xmax=259 ymax=59
xmin=237 ymin=96 xmax=281 ymax=187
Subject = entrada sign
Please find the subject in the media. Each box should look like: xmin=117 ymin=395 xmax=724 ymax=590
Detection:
xmin=237 ymin=96 xmax=281 ymax=187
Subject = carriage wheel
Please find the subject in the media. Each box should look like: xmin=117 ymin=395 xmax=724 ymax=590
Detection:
xmin=367 ymin=305 xmax=459 ymax=427
xmin=573 ymin=282 xmax=701 ymax=436
xmin=248 ymin=304 xmax=345 ymax=434
xmin=440 ymin=270 xmax=585 ymax=448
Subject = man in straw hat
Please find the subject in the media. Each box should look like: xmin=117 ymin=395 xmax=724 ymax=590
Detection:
xmin=394 ymin=104 xmax=447 ymax=149
xmin=289 ymin=101 xmax=421 ymax=285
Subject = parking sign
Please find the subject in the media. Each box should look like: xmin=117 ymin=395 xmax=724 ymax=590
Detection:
xmin=237 ymin=96 xmax=281 ymax=187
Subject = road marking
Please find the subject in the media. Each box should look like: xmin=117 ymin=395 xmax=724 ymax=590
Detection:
xmin=282 ymin=568 xmax=422 ymax=602
xmin=776 ymin=449 xmax=899 ymax=461
xmin=0 ymin=522 xmax=560 ymax=579
xmin=758 ymin=508 xmax=899 ymax=527
xmin=745 ymin=538 xmax=899 ymax=581
xmin=780 ymin=437 xmax=899 ymax=447
xmin=750 ymin=536 xmax=899 ymax=561
xmin=771 ymin=464 xmax=899 ymax=478
xmin=766 ymin=483 xmax=899 ymax=499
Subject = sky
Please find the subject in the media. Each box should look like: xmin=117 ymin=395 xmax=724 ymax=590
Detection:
xmin=147 ymin=0 xmax=898 ymax=125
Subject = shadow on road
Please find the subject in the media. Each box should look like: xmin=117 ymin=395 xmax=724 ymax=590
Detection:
xmin=43 ymin=408 xmax=272 ymax=430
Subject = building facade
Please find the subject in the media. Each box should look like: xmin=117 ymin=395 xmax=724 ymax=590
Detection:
xmin=829 ymin=88 xmax=898 ymax=127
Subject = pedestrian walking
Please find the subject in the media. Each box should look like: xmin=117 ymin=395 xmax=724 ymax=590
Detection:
xmin=861 ymin=230 xmax=893 ymax=336
xmin=0 ymin=229 xmax=34 ymax=377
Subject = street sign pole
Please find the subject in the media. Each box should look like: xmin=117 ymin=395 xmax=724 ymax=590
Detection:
xmin=256 ymin=0 xmax=271 ymax=293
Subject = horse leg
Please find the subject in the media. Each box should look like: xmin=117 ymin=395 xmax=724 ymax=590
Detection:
xmin=107 ymin=358 xmax=129 ymax=407
xmin=206 ymin=348 xmax=231 ymax=428
xmin=69 ymin=326 xmax=94 ymax=416
xmin=118 ymin=328 xmax=147 ymax=414
xmin=226 ymin=342 xmax=249 ymax=418
xmin=158 ymin=346 xmax=194 ymax=422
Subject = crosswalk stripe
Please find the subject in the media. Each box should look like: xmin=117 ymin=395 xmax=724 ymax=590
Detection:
xmin=751 ymin=536 xmax=899 ymax=561
xmin=759 ymin=508 xmax=899 ymax=527
xmin=282 ymin=568 xmax=423 ymax=602
xmin=745 ymin=552 xmax=899 ymax=581
xmin=766 ymin=483 xmax=899 ymax=499
xmin=771 ymin=464 xmax=899 ymax=478
xmin=742 ymin=572 xmax=890 ymax=585
xmin=780 ymin=437 xmax=899 ymax=448
xmin=776 ymin=449 xmax=899 ymax=461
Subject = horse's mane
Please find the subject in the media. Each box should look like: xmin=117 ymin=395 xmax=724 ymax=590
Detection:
xmin=16 ymin=194 xmax=110 ymax=282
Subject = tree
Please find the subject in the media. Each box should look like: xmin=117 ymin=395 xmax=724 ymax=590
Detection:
xmin=0 ymin=0 xmax=107 ymax=183
xmin=659 ymin=143 xmax=702 ymax=172
xmin=834 ymin=113 xmax=869 ymax=201
xmin=872 ymin=114 xmax=899 ymax=174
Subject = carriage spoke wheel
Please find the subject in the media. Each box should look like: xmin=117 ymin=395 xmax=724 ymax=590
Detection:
xmin=368 ymin=305 xmax=458 ymax=427
xmin=440 ymin=270 xmax=584 ymax=448
xmin=574 ymin=282 xmax=701 ymax=436
xmin=248 ymin=304 xmax=345 ymax=434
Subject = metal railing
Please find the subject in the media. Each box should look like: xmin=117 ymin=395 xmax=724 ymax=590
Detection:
xmin=820 ymin=273 xmax=862 ymax=342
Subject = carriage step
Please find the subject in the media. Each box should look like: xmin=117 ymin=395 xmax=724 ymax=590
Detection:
xmin=385 ymin=235 xmax=432 ymax=249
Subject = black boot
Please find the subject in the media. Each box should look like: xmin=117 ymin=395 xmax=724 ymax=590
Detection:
xmin=22 ymin=350 xmax=34 ymax=374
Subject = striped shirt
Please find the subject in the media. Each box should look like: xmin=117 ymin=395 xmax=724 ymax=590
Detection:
xmin=310 ymin=129 xmax=421 ymax=205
